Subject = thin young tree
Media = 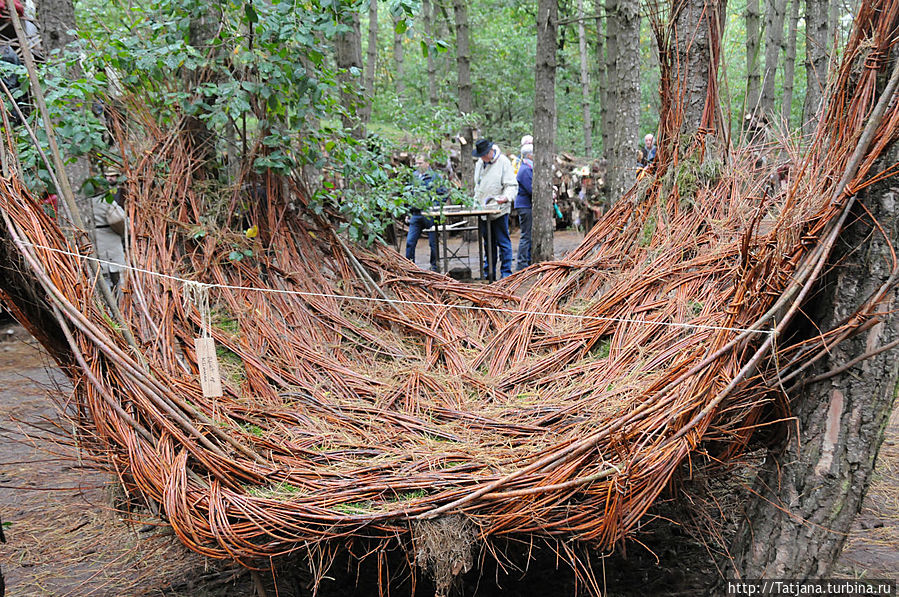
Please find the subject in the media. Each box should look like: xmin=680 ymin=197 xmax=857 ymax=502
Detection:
xmin=781 ymin=0 xmax=800 ymax=127
xmin=422 ymin=0 xmax=439 ymax=106
xmin=594 ymin=0 xmax=608 ymax=154
xmin=453 ymin=0 xmax=474 ymax=193
xmin=392 ymin=12 xmax=406 ymax=98
xmin=335 ymin=11 xmax=364 ymax=138
xmin=577 ymin=0 xmax=593 ymax=156
xmin=532 ymin=0 xmax=557 ymax=263
xmin=745 ymin=0 xmax=762 ymax=112
xmin=361 ymin=0 xmax=378 ymax=124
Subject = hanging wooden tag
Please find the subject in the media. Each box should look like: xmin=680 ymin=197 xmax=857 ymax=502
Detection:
xmin=195 ymin=337 xmax=223 ymax=397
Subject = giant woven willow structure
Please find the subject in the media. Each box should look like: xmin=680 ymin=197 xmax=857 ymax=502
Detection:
xmin=0 ymin=0 xmax=897 ymax=586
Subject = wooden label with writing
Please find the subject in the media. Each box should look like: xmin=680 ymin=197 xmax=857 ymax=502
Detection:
xmin=194 ymin=337 xmax=223 ymax=397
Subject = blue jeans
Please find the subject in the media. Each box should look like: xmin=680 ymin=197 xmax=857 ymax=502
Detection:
xmin=479 ymin=214 xmax=513 ymax=280
xmin=516 ymin=208 xmax=532 ymax=271
xmin=406 ymin=213 xmax=438 ymax=271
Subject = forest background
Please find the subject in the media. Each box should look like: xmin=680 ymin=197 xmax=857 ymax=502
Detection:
xmin=4 ymin=0 xmax=849 ymax=244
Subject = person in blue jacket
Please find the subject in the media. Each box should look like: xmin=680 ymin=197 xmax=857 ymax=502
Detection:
xmin=405 ymin=156 xmax=446 ymax=272
xmin=515 ymin=143 xmax=534 ymax=270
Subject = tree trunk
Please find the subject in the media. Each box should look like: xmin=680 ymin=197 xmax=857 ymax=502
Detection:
xmin=594 ymin=0 xmax=608 ymax=155
xmin=731 ymin=138 xmax=899 ymax=578
xmin=802 ymin=0 xmax=829 ymax=136
xmin=745 ymin=0 xmax=761 ymax=114
xmin=577 ymin=0 xmax=593 ymax=156
xmin=780 ymin=0 xmax=800 ymax=127
xmin=392 ymin=14 xmax=406 ymax=99
xmin=605 ymin=0 xmax=640 ymax=201
xmin=759 ymin=0 xmax=788 ymax=118
xmin=602 ymin=0 xmax=617 ymax=157
xmin=37 ymin=0 xmax=90 ymax=212
xmin=453 ymin=0 xmax=473 ymax=193
xmin=361 ymin=0 xmax=378 ymax=124
xmin=336 ymin=11 xmax=364 ymax=138
xmin=670 ymin=0 xmax=726 ymax=139
xmin=532 ymin=0 xmax=557 ymax=264
xmin=422 ymin=0 xmax=438 ymax=106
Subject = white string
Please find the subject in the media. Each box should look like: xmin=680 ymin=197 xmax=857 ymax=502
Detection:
xmin=183 ymin=281 xmax=212 ymax=338
xmin=19 ymin=240 xmax=773 ymax=336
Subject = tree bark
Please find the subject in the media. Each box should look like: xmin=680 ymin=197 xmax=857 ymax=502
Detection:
xmin=594 ymin=0 xmax=608 ymax=155
xmin=605 ymin=0 xmax=640 ymax=201
xmin=745 ymin=0 xmax=761 ymax=113
xmin=335 ymin=10 xmax=364 ymax=138
xmin=669 ymin=0 xmax=726 ymax=139
xmin=577 ymin=0 xmax=593 ymax=156
xmin=37 ymin=0 xmax=90 ymax=212
xmin=532 ymin=0 xmax=557 ymax=264
xmin=731 ymin=140 xmax=899 ymax=578
xmin=392 ymin=13 xmax=406 ymax=99
xmin=453 ymin=0 xmax=473 ymax=193
xmin=780 ymin=0 xmax=800 ymax=127
xmin=361 ymin=0 xmax=378 ymax=124
xmin=602 ymin=0 xmax=618 ymax=157
xmin=422 ymin=0 xmax=439 ymax=106
xmin=760 ymin=0 xmax=788 ymax=118
xmin=802 ymin=0 xmax=829 ymax=136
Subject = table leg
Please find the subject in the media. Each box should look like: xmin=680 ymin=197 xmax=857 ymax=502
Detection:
xmin=476 ymin=217 xmax=484 ymax=281
xmin=441 ymin=219 xmax=449 ymax=274
xmin=486 ymin=217 xmax=495 ymax=282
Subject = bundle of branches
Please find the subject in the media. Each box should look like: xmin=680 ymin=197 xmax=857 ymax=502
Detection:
xmin=0 ymin=0 xmax=897 ymax=586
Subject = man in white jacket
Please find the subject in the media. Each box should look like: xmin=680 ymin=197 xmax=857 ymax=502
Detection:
xmin=472 ymin=138 xmax=517 ymax=279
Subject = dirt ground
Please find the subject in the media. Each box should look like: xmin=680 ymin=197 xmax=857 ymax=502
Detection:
xmin=0 ymin=228 xmax=897 ymax=595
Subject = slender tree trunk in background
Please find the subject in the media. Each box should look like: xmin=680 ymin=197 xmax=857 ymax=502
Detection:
xmin=594 ymin=0 xmax=608 ymax=155
xmin=533 ymin=0 xmax=557 ymax=264
xmin=361 ymin=0 xmax=378 ymax=124
xmin=392 ymin=14 xmax=406 ymax=99
xmin=828 ymin=0 xmax=839 ymax=52
xmin=422 ymin=0 xmax=438 ymax=106
xmin=577 ymin=0 xmax=593 ymax=156
xmin=745 ymin=0 xmax=761 ymax=114
xmin=336 ymin=11 xmax=364 ymax=138
xmin=605 ymin=0 xmax=640 ymax=201
xmin=454 ymin=0 xmax=474 ymax=193
xmin=759 ymin=0 xmax=788 ymax=118
xmin=802 ymin=0 xmax=829 ymax=136
xmin=730 ymin=138 xmax=899 ymax=578
xmin=37 ymin=0 xmax=90 ymax=210
xmin=603 ymin=0 xmax=618 ymax=158
xmin=780 ymin=0 xmax=799 ymax=127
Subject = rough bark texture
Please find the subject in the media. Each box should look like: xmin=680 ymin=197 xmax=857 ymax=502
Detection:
xmin=577 ymin=0 xmax=593 ymax=156
xmin=731 ymin=141 xmax=899 ymax=577
xmin=335 ymin=11 xmax=364 ymax=138
xmin=594 ymin=0 xmax=608 ymax=155
xmin=361 ymin=0 xmax=378 ymax=124
xmin=760 ymin=0 xmax=788 ymax=117
xmin=422 ymin=0 xmax=438 ymax=106
xmin=602 ymin=0 xmax=617 ymax=157
xmin=803 ymin=0 xmax=829 ymax=136
xmin=453 ymin=0 xmax=473 ymax=193
xmin=781 ymin=0 xmax=800 ymax=127
xmin=605 ymin=0 xmax=640 ymax=201
xmin=532 ymin=0 xmax=557 ymax=264
xmin=392 ymin=14 xmax=406 ymax=99
xmin=745 ymin=0 xmax=761 ymax=113
xmin=671 ymin=0 xmax=725 ymax=138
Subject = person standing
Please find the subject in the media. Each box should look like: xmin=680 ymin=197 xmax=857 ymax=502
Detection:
xmin=639 ymin=133 xmax=656 ymax=166
xmin=472 ymin=138 xmax=517 ymax=280
xmin=405 ymin=156 xmax=445 ymax=272
xmin=90 ymin=187 xmax=127 ymax=291
xmin=515 ymin=143 xmax=533 ymax=270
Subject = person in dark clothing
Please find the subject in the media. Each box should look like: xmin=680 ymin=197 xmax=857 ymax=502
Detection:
xmin=405 ymin=156 xmax=446 ymax=272
xmin=515 ymin=144 xmax=533 ymax=271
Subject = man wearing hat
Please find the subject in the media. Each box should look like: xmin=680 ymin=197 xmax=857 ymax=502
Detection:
xmin=472 ymin=138 xmax=517 ymax=280
xmin=515 ymin=143 xmax=534 ymax=270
